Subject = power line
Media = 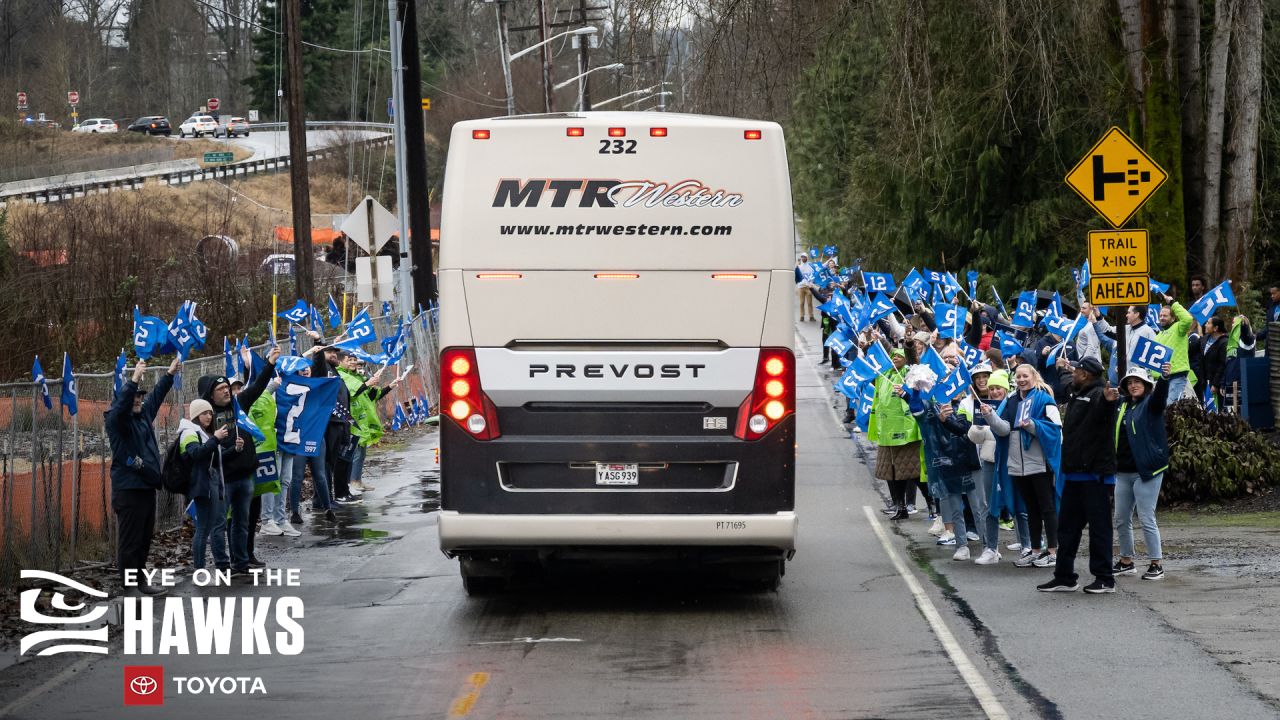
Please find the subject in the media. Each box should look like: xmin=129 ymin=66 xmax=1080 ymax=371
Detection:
xmin=420 ymin=79 xmax=510 ymax=110
xmin=191 ymin=0 xmax=389 ymax=55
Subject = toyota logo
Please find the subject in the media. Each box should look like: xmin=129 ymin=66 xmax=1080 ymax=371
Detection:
xmin=130 ymin=676 xmax=158 ymax=695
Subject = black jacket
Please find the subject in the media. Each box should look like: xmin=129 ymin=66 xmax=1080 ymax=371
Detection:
xmin=1060 ymin=378 xmax=1118 ymax=475
xmin=196 ymin=368 xmax=273 ymax=482
xmin=1201 ymin=334 xmax=1227 ymax=390
xmin=105 ymin=374 xmax=175 ymax=495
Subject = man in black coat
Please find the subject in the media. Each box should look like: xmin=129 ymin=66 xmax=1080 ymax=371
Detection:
xmin=1198 ymin=316 xmax=1228 ymax=402
xmin=105 ymin=357 xmax=181 ymax=594
xmin=1039 ymin=356 xmax=1119 ymax=594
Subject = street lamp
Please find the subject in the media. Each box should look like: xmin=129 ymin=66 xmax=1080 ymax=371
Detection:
xmin=621 ymin=91 xmax=673 ymax=109
xmin=510 ymin=26 xmax=596 ymax=61
xmin=554 ymin=63 xmax=625 ymax=111
xmin=592 ymin=84 xmax=664 ymax=109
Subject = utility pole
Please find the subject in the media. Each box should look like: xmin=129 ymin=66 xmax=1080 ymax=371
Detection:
xmin=388 ymin=1 xmax=413 ymax=312
xmin=537 ymin=0 xmax=553 ymax=113
xmin=578 ymin=0 xmax=592 ymax=111
xmin=493 ymin=0 xmax=515 ymax=116
xmin=283 ymin=0 xmax=314 ymax=302
xmin=398 ymin=0 xmax=436 ymax=303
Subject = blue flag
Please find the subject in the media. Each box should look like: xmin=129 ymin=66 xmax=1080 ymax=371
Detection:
xmin=990 ymin=285 xmax=1009 ymax=319
xmin=862 ymin=342 xmax=894 ymax=376
xmin=382 ymin=301 xmax=392 ymax=317
xmin=1187 ymin=280 xmax=1236 ymax=324
xmin=933 ymin=303 xmax=968 ymax=340
xmin=966 ymin=270 xmax=979 ymax=300
xmin=233 ymin=396 xmax=266 ymax=443
xmin=278 ymin=298 xmax=309 ymax=324
xmin=1203 ymin=385 xmax=1218 ymax=413
xmin=921 ymin=345 xmax=949 ymax=379
xmin=861 ymin=271 xmax=896 ymax=293
xmin=418 ymin=393 xmax=430 ymax=417
xmin=838 ymin=366 xmax=871 ymax=400
xmin=995 ymin=331 xmax=1024 ymax=358
xmin=327 ymin=295 xmax=342 ymax=329
xmin=274 ymin=375 xmax=342 ymax=456
xmin=168 ymin=301 xmax=207 ymax=361
xmin=32 ymin=356 xmax=52 ymax=410
xmin=1012 ymin=291 xmax=1036 ymax=329
xmin=854 ymin=381 xmax=875 ymax=432
xmin=932 ymin=363 xmax=971 ymax=403
xmin=1149 ymin=278 xmax=1170 ymax=295
xmin=824 ymin=327 xmax=855 ymax=358
xmin=345 ymin=309 xmax=377 ymax=345
xmin=381 ymin=321 xmax=408 ymax=363
xmin=1050 ymin=291 xmax=1063 ymax=320
xmin=392 ymin=404 xmax=407 ymax=431
xmin=276 ymin=355 xmax=311 ymax=377
xmin=288 ymin=325 xmax=299 ymax=356
xmin=309 ymin=304 xmax=324 ymax=332
xmin=957 ymin=340 xmax=984 ymax=369
xmin=817 ymin=289 xmax=850 ymax=317
xmin=113 ymin=348 xmax=128 ymax=397
xmin=924 ymin=269 xmax=946 ymax=284
xmin=1130 ymin=335 xmax=1173 ymax=373
xmin=902 ymin=268 xmax=928 ymax=302
xmin=132 ymin=307 xmax=170 ymax=360
xmin=943 ymin=272 xmax=963 ymax=301
xmin=224 ymin=337 xmax=235 ymax=378
xmin=60 ymin=353 xmax=77 ymax=416
xmin=1146 ymin=304 xmax=1161 ymax=332
xmin=866 ymin=292 xmax=897 ymax=326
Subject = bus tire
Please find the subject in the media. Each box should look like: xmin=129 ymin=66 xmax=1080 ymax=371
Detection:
xmin=460 ymin=559 xmax=506 ymax=596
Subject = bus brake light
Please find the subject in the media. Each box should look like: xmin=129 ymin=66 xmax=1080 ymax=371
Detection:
xmin=734 ymin=348 xmax=794 ymax=440
xmin=441 ymin=348 xmax=501 ymax=440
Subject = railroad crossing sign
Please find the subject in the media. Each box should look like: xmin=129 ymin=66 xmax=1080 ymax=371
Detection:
xmin=1087 ymin=229 xmax=1150 ymax=305
xmin=67 ymin=91 xmax=79 ymax=105
xmin=16 ymin=92 xmax=27 ymax=109
xmin=202 ymin=151 xmax=234 ymax=164
xmin=207 ymin=97 xmax=221 ymax=111
xmin=1065 ymin=126 xmax=1168 ymax=229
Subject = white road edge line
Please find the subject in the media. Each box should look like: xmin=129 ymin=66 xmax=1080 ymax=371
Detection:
xmin=862 ymin=505 xmax=1010 ymax=720
xmin=0 ymin=655 xmax=95 ymax=719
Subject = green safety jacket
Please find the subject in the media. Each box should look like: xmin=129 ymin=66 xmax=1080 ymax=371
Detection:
xmin=248 ymin=392 xmax=277 ymax=454
xmin=338 ymin=368 xmax=387 ymax=448
xmin=867 ymin=367 xmax=920 ymax=447
xmin=1155 ymin=301 xmax=1197 ymax=386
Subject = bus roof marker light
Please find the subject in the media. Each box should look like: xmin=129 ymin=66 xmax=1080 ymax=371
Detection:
xmin=744 ymin=130 xmax=762 ymax=140
xmin=650 ymin=127 xmax=667 ymax=137
xmin=711 ymin=273 xmax=757 ymax=280
xmin=567 ymin=127 xmax=585 ymax=137
xmin=608 ymin=127 xmax=626 ymax=137
xmin=476 ymin=273 xmax=522 ymax=279
xmin=472 ymin=129 xmax=491 ymax=140
xmin=594 ymin=273 xmax=639 ymax=279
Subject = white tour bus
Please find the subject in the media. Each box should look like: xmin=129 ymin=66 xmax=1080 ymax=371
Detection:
xmin=437 ymin=112 xmax=797 ymax=593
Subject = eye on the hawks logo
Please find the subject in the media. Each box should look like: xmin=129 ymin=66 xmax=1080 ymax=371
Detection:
xmin=124 ymin=666 xmax=165 ymax=706
xmin=18 ymin=570 xmax=109 ymax=656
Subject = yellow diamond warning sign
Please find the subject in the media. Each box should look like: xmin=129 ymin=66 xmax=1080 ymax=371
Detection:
xmin=1065 ymin=127 xmax=1168 ymax=229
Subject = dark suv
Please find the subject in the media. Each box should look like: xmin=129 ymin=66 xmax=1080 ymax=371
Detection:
xmin=126 ymin=116 xmax=171 ymax=136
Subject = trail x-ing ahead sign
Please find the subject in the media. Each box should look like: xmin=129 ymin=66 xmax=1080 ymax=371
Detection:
xmin=1065 ymin=126 xmax=1168 ymax=229
xmin=1087 ymin=229 xmax=1150 ymax=305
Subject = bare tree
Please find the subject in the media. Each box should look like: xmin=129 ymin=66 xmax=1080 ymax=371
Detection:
xmin=1202 ymin=0 xmax=1236 ymax=277
xmin=1221 ymin=0 xmax=1263 ymax=281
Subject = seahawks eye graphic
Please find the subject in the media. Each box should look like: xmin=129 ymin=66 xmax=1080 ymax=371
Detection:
xmin=19 ymin=570 xmax=110 ymax=656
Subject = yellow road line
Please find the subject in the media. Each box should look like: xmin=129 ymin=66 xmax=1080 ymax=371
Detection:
xmin=447 ymin=672 xmax=490 ymax=717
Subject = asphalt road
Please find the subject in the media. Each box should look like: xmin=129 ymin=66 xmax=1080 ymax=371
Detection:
xmin=223 ymin=129 xmax=388 ymax=162
xmin=3 ymin=322 xmax=1277 ymax=719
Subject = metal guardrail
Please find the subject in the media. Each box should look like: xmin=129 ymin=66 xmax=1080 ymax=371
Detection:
xmin=0 ymin=121 xmax=394 ymax=207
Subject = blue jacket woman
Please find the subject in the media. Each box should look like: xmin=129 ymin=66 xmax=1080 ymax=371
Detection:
xmin=1113 ymin=365 xmax=1171 ymax=580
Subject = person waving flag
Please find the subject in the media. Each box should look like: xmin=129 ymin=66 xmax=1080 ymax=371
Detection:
xmin=278 ymin=298 xmax=310 ymax=324
xmin=1187 ymin=280 xmax=1236 ymax=324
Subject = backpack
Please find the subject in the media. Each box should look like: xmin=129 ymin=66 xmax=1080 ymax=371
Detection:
xmin=160 ymin=436 xmax=192 ymax=495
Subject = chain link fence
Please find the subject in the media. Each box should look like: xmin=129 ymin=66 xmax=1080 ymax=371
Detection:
xmin=0 ymin=309 xmax=439 ymax=585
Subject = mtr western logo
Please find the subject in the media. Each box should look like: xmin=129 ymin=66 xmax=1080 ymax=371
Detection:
xmin=492 ymin=178 xmax=745 ymax=209
xmin=124 ymin=666 xmax=165 ymax=706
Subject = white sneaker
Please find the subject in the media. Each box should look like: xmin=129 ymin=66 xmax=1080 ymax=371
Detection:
xmin=965 ymin=531 xmax=980 ymax=542
xmin=348 ymin=487 xmax=363 ymax=497
xmin=952 ymin=546 xmax=971 ymax=561
xmin=1032 ymin=551 xmax=1057 ymax=568
xmin=350 ymin=481 xmax=365 ymax=492
xmin=259 ymin=520 xmax=283 ymax=536
xmin=928 ymin=518 xmax=946 ymax=536
xmin=278 ymin=521 xmax=301 ymax=537
xmin=974 ymin=548 xmax=1001 ymax=565
xmin=1006 ymin=542 xmax=1023 ymax=552
xmin=936 ymin=532 xmax=956 ymax=545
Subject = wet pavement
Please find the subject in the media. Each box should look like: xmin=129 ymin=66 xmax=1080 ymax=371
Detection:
xmin=2 ymin=329 xmax=1279 ymax=719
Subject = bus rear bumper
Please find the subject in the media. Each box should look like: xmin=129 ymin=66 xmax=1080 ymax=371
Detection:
xmin=438 ymin=510 xmax=797 ymax=555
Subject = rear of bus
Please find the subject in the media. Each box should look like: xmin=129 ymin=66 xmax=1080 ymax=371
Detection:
xmin=436 ymin=112 xmax=796 ymax=592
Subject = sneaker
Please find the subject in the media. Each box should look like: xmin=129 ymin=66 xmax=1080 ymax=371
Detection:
xmin=279 ymin=521 xmax=301 ymax=537
xmin=350 ymin=481 xmax=365 ymax=492
xmin=965 ymin=531 xmax=980 ymax=542
xmin=1006 ymin=542 xmax=1023 ymax=552
xmin=1037 ymin=577 xmax=1080 ymax=592
xmin=290 ymin=512 xmax=303 ymax=525
xmin=928 ymin=518 xmax=946 ymax=536
xmin=1113 ymin=560 xmax=1137 ymax=576
xmin=952 ymin=546 xmax=971 ymax=561
xmin=906 ymin=504 xmax=918 ymax=515
xmin=1032 ymin=551 xmax=1057 ymax=568
xmin=1013 ymin=550 xmax=1038 ymax=568
xmin=999 ymin=520 xmax=1015 ymax=531
xmin=881 ymin=505 xmax=899 ymax=515
xmin=259 ymin=520 xmax=284 ymax=536
xmin=334 ymin=494 xmax=363 ymax=505
xmin=324 ymin=509 xmax=338 ymax=523
xmin=936 ymin=533 xmax=957 ymax=546
xmin=974 ymin=548 xmax=1001 ymax=565
xmin=1083 ymin=579 xmax=1116 ymax=594
xmin=1142 ymin=563 xmax=1165 ymax=581
xmin=247 ymin=557 xmax=266 ymax=569
xmin=348 ymin=486 xmax=363 ymax=497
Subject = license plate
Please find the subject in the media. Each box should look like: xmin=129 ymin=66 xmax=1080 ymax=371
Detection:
xmin=595 ymin=463 xmax=639 ymax=486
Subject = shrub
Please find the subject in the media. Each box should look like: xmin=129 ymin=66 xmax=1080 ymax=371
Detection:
xmin=1163 ymin=399 xmax=1280 ymax=502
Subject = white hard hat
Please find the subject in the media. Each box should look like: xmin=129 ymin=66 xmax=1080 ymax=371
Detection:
xmin=1122 ymin=366 xmax=1153 ymax=386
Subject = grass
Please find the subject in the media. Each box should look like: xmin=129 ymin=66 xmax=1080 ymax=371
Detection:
xmin=1161 ymin=511 xmax=1280 ymax=529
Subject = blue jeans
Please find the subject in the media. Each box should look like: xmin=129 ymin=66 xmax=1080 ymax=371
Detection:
xmin=192 ymin=490 xmax=227 ymax=570
xmin=1167 ymin=375 xmax=1189 ymax=403
xmin=286 ymin=442 xmax=331 ymax=514
xmin=1114 ymin=471 xmax=1163 ymax=560
xmin=212 ymin=477 xmax=253 ymax=570
xmin=1015 ymin=511 xmax=1031 ymax=549
xmin=940 ymin=477 xmax=987 ymax=546
xmin=260 ymin=452 xmax=287 ymax=525
xmin=349 ymin=445 xmax=368 ymax=485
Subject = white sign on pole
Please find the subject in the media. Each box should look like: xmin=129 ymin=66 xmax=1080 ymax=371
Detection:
xmin=354 ymin=255 xmax=396 ymax=303
xmin=248 ymin=109 xmax=259 ymax=122
xmin=340 ymin=195 xmax=399 ymax=253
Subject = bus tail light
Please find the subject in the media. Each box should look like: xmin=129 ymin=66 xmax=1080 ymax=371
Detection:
xmin=734 ymin=348 xmax=794 ymax=440
xmin=441 ymin=348 xmax=501 ymax=440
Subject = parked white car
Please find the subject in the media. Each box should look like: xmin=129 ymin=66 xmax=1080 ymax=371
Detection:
xmin=72 ymin=118 xmax=118 ymax=133
xmin=178 ymin=115 xmax=218 ymax=138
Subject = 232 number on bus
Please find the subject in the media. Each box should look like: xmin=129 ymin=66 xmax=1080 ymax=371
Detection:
xmin=599 ymin=139 xmax=637 ymax=155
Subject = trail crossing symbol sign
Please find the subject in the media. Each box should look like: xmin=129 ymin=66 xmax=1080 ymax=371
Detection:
xmin=1087 ymin=229 xmax=1150 ymax=305
xmin=1065 ymin=126 xmax=1168 ymax=229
